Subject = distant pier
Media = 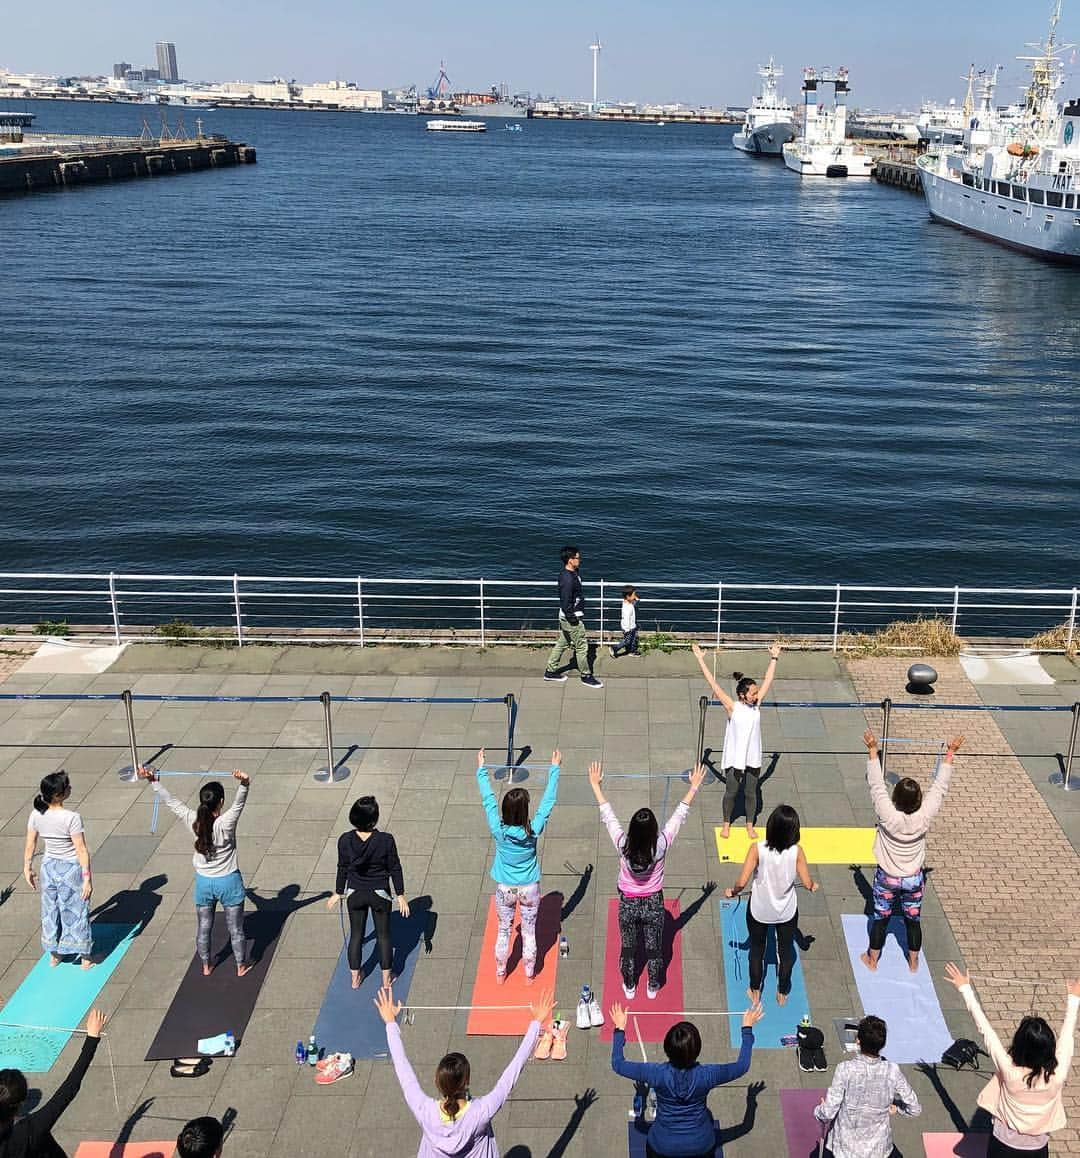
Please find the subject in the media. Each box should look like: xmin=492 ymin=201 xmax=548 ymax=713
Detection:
xmin=860 ymin=142 xmax=924 ymax=193
xmin=0 ymin=114 xmax=255 ymax=196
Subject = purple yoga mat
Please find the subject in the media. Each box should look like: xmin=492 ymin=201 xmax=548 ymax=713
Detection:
xmin=780 ymin=1088 xmax=828 ymax=1158
xmin=841 ymin=913 xmax=954 ymax=1065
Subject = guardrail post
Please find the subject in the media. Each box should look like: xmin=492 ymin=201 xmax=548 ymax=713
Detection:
xmin=715 ymin=582 xmax=723 ymax=650
xmin=504 ymin=693 xmax=517 ymax=770
xmin=232 ymin=574 xmax=243 ymax=647
xmin=599 ymin=579 xmax=605 ymax=645
xmin=108 ymin=572 xmax=121 ymax=645
xmin=1067 ymin=588 xmax=1078 ymax=653
xmin=357 ymin=578 xmax=365 ymax=648
xmin=121 ymin=689 xmax=141 ymax=778
xmin=1064 ymin=702 xmax=1080 ymax=791
xmin=479 ymin=578 xmax=486 ymax=649
xmin=951 ymin=586 xmax=960 ymax=634
xmin=697 ymin=695 xmax=709 ymax=764
xmin=832 ymin=585 xmax=842 ymax=653
xmin=880 ymin=697 xmax=892 ymax=776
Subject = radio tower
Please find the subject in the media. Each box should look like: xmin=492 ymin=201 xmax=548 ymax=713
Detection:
xmin=589 ymin=38 xmax=602 ymax=109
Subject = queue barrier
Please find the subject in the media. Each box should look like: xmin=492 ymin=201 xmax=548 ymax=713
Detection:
xmin=695 ymin=696 xmax=1080 ymax=789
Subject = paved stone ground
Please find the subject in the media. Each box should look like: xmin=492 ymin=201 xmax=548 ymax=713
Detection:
xmin=0 ymin=644 xmax=1075 ymax=1156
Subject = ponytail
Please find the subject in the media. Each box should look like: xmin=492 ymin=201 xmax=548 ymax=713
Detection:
xmin=435 ymin=1052 xmax=470 ymax=1121
xmin=193 ymin=783 xmax=225 ymax=859
xmin=34 ymin=770 xmax=70 ymax=813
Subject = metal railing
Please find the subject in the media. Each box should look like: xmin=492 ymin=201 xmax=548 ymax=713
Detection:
xmin=0 ymin=571 xmax=1075 ymax=651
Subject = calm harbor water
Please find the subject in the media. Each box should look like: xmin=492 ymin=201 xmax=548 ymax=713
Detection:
xmin=2 ymin=100 xmax=1078 ymax=586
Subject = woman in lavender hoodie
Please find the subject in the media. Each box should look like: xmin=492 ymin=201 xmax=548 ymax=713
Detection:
xmin=375 ymin=985 xmax=555 ymax=1158
xmin=590 ymin=761 xmax=708 ymax=999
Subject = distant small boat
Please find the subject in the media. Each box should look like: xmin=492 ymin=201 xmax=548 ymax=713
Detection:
xmin=656 ymin=121 xmax=666 ymax=127
xmin=427 ymin=119 xmax=486 ymax=132
xmin=504 ymin=123 xmax=522 ymax=133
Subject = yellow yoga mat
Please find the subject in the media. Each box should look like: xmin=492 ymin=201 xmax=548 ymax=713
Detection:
xmin=714 ymin=826 xmax=876 ymax=864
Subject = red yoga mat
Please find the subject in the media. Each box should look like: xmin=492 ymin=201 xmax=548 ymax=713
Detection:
xmin=600 ymin=897 xmax=683 ymax=1043
xmin=466 ymin=891 xmax=562 ymax=1036
xmin=922 ymin=1135 xmax=990 ymax=1158
xmin=75 ymin=1145 xmax=175 ymax=1158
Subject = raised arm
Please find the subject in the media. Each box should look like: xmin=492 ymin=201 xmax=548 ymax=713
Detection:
xmin=384 ymin=1020 xmax=428 ymax=1124
xmin=28 ymin=1011 xmax=104 ymax=1142
xmin=691 ymin=642 xmax=734 ymax=712
xmin=1058 ymin=980 xmax=1080 ymax=1081
xmin=608 ymin=1004 xmax=659 ymax=1083
xmin=476 ymin=748 xmax=502 ymax=837
xmin=472 ymin=990 xmax=552 ymax=1120
xmin=532 ymin=750 xmax=562 ymax=836
xmin=921 ymin=736 xmax=964 ymax=819
xmin=944 ymin=964 xmax=1011 ymax=1072
xmin=700 ymin=1005 xmax=762 ymax=1086
xmin=863 ymin=731 xmax=900 ymax=824
xmin=139 ymin=767 xmax=196 ymax=827
xmin=755 ymin=643 xmax=782 ymax=703
xmin=724 ymin=843 xmax=759 ymax=898
xmin=218 ymin=772 xmax=250 ymax=827
xmin=661 ymin=764 xmax=707 ymax=847
xmin=589 ymin=762 xmax=625 ymax=851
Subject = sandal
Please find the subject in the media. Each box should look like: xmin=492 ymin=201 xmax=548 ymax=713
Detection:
xmin=533 ymin=1025 xmax=554 ymax=1060
xmin=550 ymin=1020 xmax=569 ymax=1061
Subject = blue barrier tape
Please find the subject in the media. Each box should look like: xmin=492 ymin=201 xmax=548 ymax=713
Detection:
xmin=709 ymin=699 xmax=1074 ymax=712
xmin=0 ymin=692 xmax=509 ymax=704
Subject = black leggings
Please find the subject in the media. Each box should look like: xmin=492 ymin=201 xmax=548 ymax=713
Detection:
xmin=868 ymin=916 xmax=923 ymax=954
xmin=746 ymin=908 xmax=797 ymax=995
xmin=987 ymin=1135 xmax=1048 ymax=1158
xmin=347 ymin=888 xmax=393 ymax=972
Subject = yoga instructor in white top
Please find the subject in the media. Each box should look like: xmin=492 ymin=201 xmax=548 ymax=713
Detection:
xmin=692 ymin=641 xmax=781 ymax=839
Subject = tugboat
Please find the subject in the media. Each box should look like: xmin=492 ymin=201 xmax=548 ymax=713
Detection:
xmin=917 ymin=1 xmax=1080 ymax=262
xmin=733 ymin=59 xmax=796 ymax=155
xmin=782 ymin=67 xmax=874 ymax=177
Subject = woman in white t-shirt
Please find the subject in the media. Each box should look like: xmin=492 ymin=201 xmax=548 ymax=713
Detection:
xmin=692 ymin=641 xmax=781 ymax=839
xmin=23 ymin=771 xmax=94 ymax=968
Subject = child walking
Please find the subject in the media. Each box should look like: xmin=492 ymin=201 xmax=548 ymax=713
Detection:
xmin=589 ymin=760 xmax=707 ymax=999
xmin=610 ymin=585 xmax=639 ymax=658
xmin=692 ymin=641 xmax=781 ymax=839
xmin=477 ymin=747 xmax=561 ymax=984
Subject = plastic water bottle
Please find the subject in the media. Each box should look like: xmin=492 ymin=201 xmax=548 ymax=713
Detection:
xmin=580 ymin=984 xmax=591 ymax=1005
xmin=800 ymin=1014 xmax=811 ymax=1030
xmin=559 ymin=934 xmax=569 ymax=958
xmin=630 ymin=1091 xmax=644 ymax=1120
xmin=294 ymin=1040 xmax=305 ymax=1066
xmin=645 ymin=1088 xmax=658 ymax=1123
xmin=307 ymin=1033 xmax=318 ymax=1066
xmin=224 ymin=1031 xmax=235 ymax=1057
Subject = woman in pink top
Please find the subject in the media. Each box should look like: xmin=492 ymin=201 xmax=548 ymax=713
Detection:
xmin=375 ymin=986 xmax=555 ymax=1158
xmin=944 ymin=962 xmax=1080 ymax=1157
xmin=589 ymin=761 xmax=707 ymax=1000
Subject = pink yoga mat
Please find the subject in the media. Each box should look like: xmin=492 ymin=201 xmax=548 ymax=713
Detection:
xmin=922 ymin=1134 xmax=989 ymax=1158
xmin=779 ymin=1088 xmax=828 ymax=1158
xmin=600 ymin=898 xmax=683 ymax=1043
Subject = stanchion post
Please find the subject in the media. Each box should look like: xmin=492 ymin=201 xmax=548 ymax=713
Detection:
xmin=697 ymin=695 xmax=709 ymax=764
xmin=121 ymin=689 xmax=140 ymax=778
xmin=321 ymin=690 xmax=335 ymax=783
xmin=504 ymin=693 xmax=516 ymax=771
xmin=880 ymin=698 xmax=892 ymax=777
xmin=1064 ymin=702 xmax=1080 ymax=791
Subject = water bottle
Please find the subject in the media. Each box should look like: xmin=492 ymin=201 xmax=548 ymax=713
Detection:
xmin=307 ymin=1033 xmax=318 ymax=1066
xmin=580 ymin=983 xmax=591 ymax=1004
xmin=559 ymin=934 xmax=569 ymax=958
xmin=224 ymin=1030 xmax=235 ymax=1057
xmin=800 ymin=1014 xmax=811 ymax=1030
xmin=630 ymin=1091 xmax=644 ymax=1120
xmin=294 ymin=1040 xmax=306 ymax=1066
xmin=645 ymin=1087 xmax=658 ymax=1123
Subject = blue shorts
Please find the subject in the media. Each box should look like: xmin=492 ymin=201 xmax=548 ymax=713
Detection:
xmin=194 ymin=869 xmax=245 ymax=908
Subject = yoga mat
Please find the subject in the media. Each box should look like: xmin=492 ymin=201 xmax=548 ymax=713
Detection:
xmin=0 ymin=923 xmax=138 ymax=1072
xmin=145 ymin=910 xmax=286 ymax=1060
xmin=719 ymin=899 xmax=809 ymax=1049
xmin=922 ymin=1134 xmax=990 ymax=1158
xmin=840 ymin=913 xmax=953 ymax=1065
xmin=715 ymin=827 xmax=876 ymax=866
xmin=313 ymin=907 xmax=429 ymax=1060
xmin=599 ymin=898 xmax=684 ymax=1044
xmin=628 ymin=1121 xmax=720 ymax=1157
xmin=467 ymin=892 xmax=562 ymax=1036
xmin=780 ymin=1088 xmax=828 ymax=1158
xmin=75 ymin=1145 xmax=175 ymax=1158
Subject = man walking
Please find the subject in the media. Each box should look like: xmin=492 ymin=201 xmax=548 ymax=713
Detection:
xmin=543 ymin=546 xmax=603 ymax=689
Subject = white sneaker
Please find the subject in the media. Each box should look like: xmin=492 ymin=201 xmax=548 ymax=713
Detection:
xmin=646 ymin=984 xmax=660 ymax=1000
xmin=588 ymin=997 xmax=604 ymax=1027
xmin=622 ymin=982 xmax=636 ymax=1000
xmin=575 ymin=1000 xmax=591 ymax=1030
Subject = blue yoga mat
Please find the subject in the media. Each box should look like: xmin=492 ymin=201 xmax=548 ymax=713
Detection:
xmin=841 ymin=913 xmax=953 ymax=1064
xmin=313 ymin=905 xmax=430 ymax=1060
xmin=0 ymin=923 xmax=138 ymax=1071
xmin=719 ymin=899 xmax=810 ymax=1049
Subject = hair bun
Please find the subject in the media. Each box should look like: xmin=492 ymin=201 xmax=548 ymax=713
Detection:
xmin=731 ymin=671 xmax=744 ymax=682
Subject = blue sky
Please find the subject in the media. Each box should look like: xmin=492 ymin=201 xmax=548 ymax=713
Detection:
xmin=5 ymin=0 xmax=1074 ymax=109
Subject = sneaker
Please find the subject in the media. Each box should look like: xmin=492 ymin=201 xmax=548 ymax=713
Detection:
xmin=813 ymin=1047 xmax=828 ymax=1071
xmin=646 ymin=984 xmax=659 ymax=1000
xmin=314 ymin=1052 xmax=354 ymax=1084
xmin=576 ymin=1000 xmax=591 ymax=1030
xmin=622 ymin=982 xmax=636 ymax=1000
xmin=580 ymin=675 xmax=604 ymax=689
xmin=543 ymin=671 xmax=567 ymax=682
xmin=534 ymin=1027 xmax=554 ymax=1060
xmin=550 ymin=1020 xmax=569 ymax=1061
xmin=798 ymin=1046 xmax=816 ymax=1072
xmin=588 ymin=997 xmax=604 ymax=1028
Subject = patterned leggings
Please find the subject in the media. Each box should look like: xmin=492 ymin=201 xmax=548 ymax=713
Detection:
xmin=196 ymin=902 xmax=246 ymax=966
xmin=494 ymin=882 xmax=541 ymax=976
xmin=868 ymin=867 xmax=924 ymax=953
xmin=40 ymin=857 xmax=92 ymax=958
xmin=618 ymin=890 xmax=665 ymax=990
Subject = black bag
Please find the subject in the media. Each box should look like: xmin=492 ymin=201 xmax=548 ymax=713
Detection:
xmin=941 ymin=1038 xmax=980 ymax=1070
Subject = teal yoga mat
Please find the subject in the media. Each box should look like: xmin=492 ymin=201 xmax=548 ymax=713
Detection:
xmin=719 ymin=899 xmax=810 ymax=1049
xmin=0 ymin=924 xmax=138 ymax=1071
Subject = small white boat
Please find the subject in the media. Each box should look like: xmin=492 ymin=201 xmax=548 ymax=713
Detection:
xmin=426 ymin=119 xmax=486 ymax=132
xmin=504 ymin=123 xmax=522 ymax=133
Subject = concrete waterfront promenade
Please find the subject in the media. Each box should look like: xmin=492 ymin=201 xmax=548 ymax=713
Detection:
xmin=0 ymin=644 xmax=1078 ymax=1156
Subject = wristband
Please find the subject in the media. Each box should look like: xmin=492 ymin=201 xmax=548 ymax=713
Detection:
xmin=81 ymin=870 xmax=91 ymax=879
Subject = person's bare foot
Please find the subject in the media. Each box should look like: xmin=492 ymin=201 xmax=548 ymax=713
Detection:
xmin=776 ymin=991 xmax=787 ymax=1006
xmin=745 ymin=824 xmax=758 ymax=839
xmin=351 ymin=971 xmax=361 ymax=990
xmin=202 ymin=962 xmax=214 ymax=977
xmin=907 ymin=953 xmax=920 ymax=974
xmin=49 ymin=953 xmax=62 ymax=968
xmin=720 ymin=824 xmax=731 ymax=839
xmin=80 ymin=957 xmax=95 ymax=971
xmin=236 ymin=962 xmax=253 ymax=978
xmin=746 ymin=987 xmax=760 ymax=1004
xmin=860 ymin=952 xmax=878 ymax=973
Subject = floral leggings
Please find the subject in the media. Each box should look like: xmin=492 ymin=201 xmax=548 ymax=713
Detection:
xmin=868 ymin=867 xmax=924 ymax=953
xmin=618 ymin=890 xmax=665 ymax=990
xmin=494 ymin=882 xmax=541 ymax=977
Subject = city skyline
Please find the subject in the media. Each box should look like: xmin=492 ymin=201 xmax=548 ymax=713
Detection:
xmin=3 ymin=0 xmax=1074 ymax=108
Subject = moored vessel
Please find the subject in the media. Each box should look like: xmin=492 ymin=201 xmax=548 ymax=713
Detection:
xmin=732 ymin=59 xmax=796 ymax=155
xmin=782 ymin=67 xmax=874 ymax=177
xmin=426 ymin=119 xmax=486 ymax=132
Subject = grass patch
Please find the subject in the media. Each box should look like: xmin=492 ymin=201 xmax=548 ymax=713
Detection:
xmin=34 ymin=619 xmax=70 ymax=637
xmin=153 ymin=619 xmax=228 ymax=648
xmin=838 ymin=616 xmax=964 ymax=657
xmin=639 ymin=629 xmax=678 ymax=655
xmin=1027 ymin=622 xmax=1078 ymax=658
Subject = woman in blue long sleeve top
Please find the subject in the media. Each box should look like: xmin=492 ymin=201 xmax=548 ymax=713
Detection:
xmin=476 ymin=746 xmax=560 ymax=983
xmin=610 ymin=1000 xmax=764 ymax=1158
